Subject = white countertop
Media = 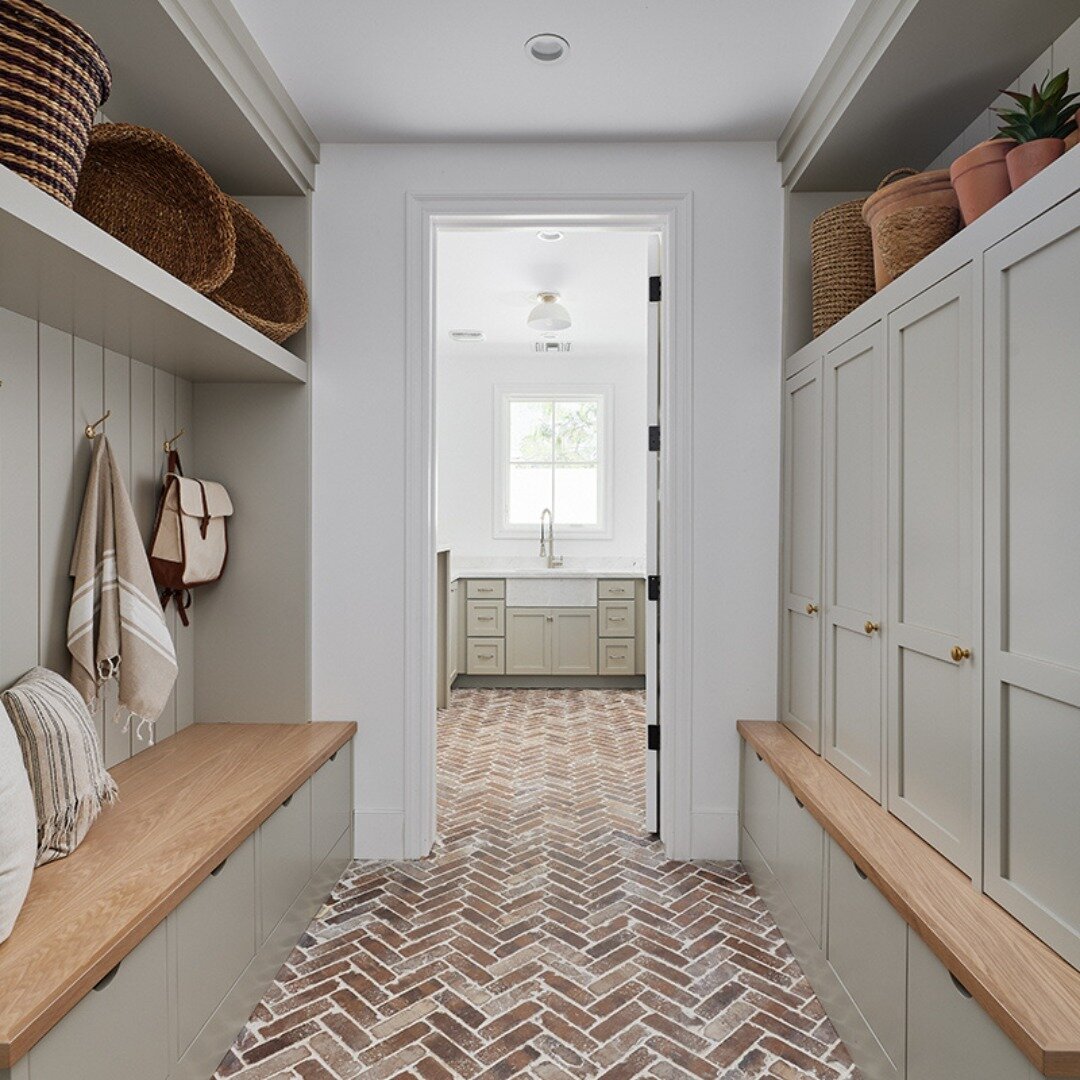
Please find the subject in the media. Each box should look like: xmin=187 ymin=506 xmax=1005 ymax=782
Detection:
xmin=451 ymin=555 xmax=646 ymax=580
xmin=456 ymin=568 xmax=646 ymax=579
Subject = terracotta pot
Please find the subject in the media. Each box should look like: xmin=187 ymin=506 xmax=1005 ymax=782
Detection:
xmin=1006 ymin=138 xmax=1065 ymax=189
xmin=862 ymin=169 xmax=960 ymax=289
xmin=1066 ymin=109 xmax=1080 ymax=152
xmin=950 ymin=140 xmax=1015 ymax=224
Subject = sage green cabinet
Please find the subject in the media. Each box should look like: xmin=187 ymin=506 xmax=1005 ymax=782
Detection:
xmin=740 ymin=740 xmax=778 ymax=868
xmin=775 ymin=784 xmax=825 ymax=945
xmin=983 ymin=194 xmax=1080 ymax=969
xmin=312 ymin=747 xmax=351 ymax=866
xmin=552 ymin=609 xmax=598 ymax=675
xmin=599 ymin=638 xmax=635 ymax=676
xmin=505 ymin=608 xmax=598 ymax=676
xmin=258 ymin=780 xmax=312 ymax=942
xmin=886 ymin=266 xmax=977 ymax=875
xmin=466 ymin=599 xmax=504 ymax=636
xmin=505 ymin=609 xmax=550 ymax=675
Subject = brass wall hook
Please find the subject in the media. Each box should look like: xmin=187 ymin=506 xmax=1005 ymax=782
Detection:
xmin=163 ymin=428 xmax=185 ymax=453
xmin=84 ymin=411 xmax=111 ymax=439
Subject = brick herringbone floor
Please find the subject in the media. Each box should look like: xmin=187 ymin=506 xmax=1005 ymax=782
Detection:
xmin=214 ymin=689 xmax=861 ymax=1079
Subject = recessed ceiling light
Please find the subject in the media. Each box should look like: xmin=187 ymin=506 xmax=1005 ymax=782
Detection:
xmin=525 ymin=34 xmax=569 ymax=64
xmin=449 ymin=329 xmax=485 ymax=342
xmin=537 ymin=230 xmax=564 ymax=242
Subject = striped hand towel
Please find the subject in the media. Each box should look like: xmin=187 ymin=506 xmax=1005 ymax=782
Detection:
xmin=68 ymin=436 xmax=177 ymax=742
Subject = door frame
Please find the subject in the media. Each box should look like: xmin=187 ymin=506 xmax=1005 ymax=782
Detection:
xmin=403 ymin=192 xmax=694 ymax=859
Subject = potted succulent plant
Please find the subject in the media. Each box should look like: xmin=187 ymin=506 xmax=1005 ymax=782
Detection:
xmin=994 ymin=70 xmax=1078 ymax=189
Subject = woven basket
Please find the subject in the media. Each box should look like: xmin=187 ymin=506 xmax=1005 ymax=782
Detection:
xmin=210 ymin=197 xmax=309 ymax=343
xmin=863 ymin=168 xmax=960 ymax=289
xmin=73 ymin=123 xmax=235 ymax=293
xmin=0 ymin=0 xmax=111 ymax=206
xmin=810 ymin=199 xmax=874 ymax=337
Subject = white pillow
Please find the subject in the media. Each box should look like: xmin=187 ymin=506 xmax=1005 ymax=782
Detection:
xmin=0 ymin=708 xmax=36 ymax=943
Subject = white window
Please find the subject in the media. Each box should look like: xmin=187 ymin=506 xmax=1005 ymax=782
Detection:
xmin=495 ymin=387 xmax=613 ymax=538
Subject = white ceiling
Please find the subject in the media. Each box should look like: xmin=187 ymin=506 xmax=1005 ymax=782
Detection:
xmin=231 ymin=0 xmax=857 ymax=143
xmin=435 ymin=229 xmax=651 ymax=362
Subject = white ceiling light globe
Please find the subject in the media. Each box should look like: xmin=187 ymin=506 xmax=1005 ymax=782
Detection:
xmin=527 ymin=292 xmax=571 ymax=331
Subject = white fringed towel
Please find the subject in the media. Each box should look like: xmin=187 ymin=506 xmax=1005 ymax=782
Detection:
xmin=68 ymin=436 xmax=177 ymax=742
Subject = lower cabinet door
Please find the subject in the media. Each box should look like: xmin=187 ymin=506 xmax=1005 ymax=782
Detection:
xmin=312 ymin=745 xmax=351 ymax=866
xmin=906 ymin=929 xmax=1035 ymax=1080
xmin=505 ymin=608 xmax=551 ymax=674
xmin=176 ymin=834 xmax=256 ymax=1055
xmin=741 ymin=741 xmax=778 ymax=868
xmin=259 ymin=780 xmax=312 ymax=941
xmin=552 ymin=609 xmax=598 ymax=675
xmin=826 ymin=839 xmax=906 ymax=1076
xmin=599 ymin=638 xmax=634 ymax=676
xmin=775 ymin=785 xmax=825 ymax=945
xmin=467 ymin=638 xmax=504 ymax=674
xmin=29 ymin=920 xmax=169 ymax=1080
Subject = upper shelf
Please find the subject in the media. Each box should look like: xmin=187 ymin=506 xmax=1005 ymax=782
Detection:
xmin=780 ymin=0 xmax=1080 ymax=191
xmin=57 ymin=0 xmax=318 ymax=196
xmin=0 ymin=166 xmax=307 ymax=383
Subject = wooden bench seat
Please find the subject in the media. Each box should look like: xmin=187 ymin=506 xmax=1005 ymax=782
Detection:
xmin=0 ymin=721 xmax=355 ymax=1069
xmin=738 ymin=720 xmax=1080 ymax=1078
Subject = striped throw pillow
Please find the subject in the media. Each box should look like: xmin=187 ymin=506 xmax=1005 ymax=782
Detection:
xmin=1 ymin=668 xmax=118 ymax=866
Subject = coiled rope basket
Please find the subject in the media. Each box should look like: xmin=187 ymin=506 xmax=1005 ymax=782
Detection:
xmin=0 ymin=0 xmax=111 ymax=206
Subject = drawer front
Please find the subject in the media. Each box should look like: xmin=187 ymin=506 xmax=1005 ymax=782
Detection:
xmin=467 ymin=639 xmax=504 ymax=674
xmin=176 ymin=834 xmax=256 ymax=1055
xmin=599 ymin=639 xmax=635 ymax=676
xmin=312 ymin=744 xmax=351 ymax=866
xmin=775 ymin=784 xmax=825 ymax=945
xmin=599 ymin=599 xmax=635 ymax=637
xmin=598 ymin=579 xmax=636 ymax=600
xmin=29 ymin=920 xmax=168 ymax=1080
xmin=259 ymin=779 xmax=312 ymax=941
xmin=826 ymin=839 xmax=906 ymax=1074
xmin=466 ymin=579 xmax=505 ymax=600
xmin=907 ymin=929 xmax=1035 ymax=1080
xmin=467 ymin=599 xmax=505 ymax=636
xmin=741 ymin=741 xmax=779 ymax=868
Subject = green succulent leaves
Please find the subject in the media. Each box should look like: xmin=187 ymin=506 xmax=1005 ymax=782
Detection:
xmin=994 ymin=69 xmax=1079 ymax=143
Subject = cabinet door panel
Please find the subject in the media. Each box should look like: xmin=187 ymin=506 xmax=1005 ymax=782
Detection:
xmin=887 ymin=268 xmax=976 ymax=873
xmin=984 ymin=197 xmax=1080 ymax=967
xmin=506 ymin=609 xmax=550 ymax=675
xmin=552 ymin=609 xmax=598 ymax=675
xmin=775 ymin=785 xmax=824 ymax=945
xmin=823 ymin=323 xmax=885 ymax=798
xmin=782 ymin=361 xmax=823 ymax=751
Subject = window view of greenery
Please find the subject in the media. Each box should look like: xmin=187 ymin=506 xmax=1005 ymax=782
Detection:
xmin=507 ymin=397 xmax=601 ymax=527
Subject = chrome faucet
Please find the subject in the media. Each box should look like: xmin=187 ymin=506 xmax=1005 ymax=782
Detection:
xmin=539 ymin=508 xmax=562 ymax=568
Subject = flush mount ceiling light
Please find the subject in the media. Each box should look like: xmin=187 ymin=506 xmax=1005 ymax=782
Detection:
xmin=537 ymin=229 xmax=564 ymax=242
xmin=527 ymin=292 xmax=571 ymax=332
xmin=448 ymin=329 xmax=485 ymax=342
xmin=525 ymin=34 xmax=569 ymax=64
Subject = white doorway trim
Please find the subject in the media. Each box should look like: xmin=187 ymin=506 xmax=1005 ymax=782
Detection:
xmin=403 ymin=193 xmax=694 ymax=860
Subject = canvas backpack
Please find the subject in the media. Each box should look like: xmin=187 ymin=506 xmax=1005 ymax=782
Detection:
xmin=149 ymin=451 xmax=233 ymax=625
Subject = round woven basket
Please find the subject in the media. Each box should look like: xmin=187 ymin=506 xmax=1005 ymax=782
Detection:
xmin=73 ymin=123 xmax=235 ymax=293
xmin=0 ymin=0 xmax=112 ymax=206
xmin=210 ymin=197 xmax=309 ymax=343
xmin=810 ymin=199 xmax=874 ymax=338
xmin=863 ymin=168 xmax=960 ymax=289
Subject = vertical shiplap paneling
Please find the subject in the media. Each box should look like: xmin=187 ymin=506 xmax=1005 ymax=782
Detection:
xmin=73 ymin=337 xmax=105 ymax=745
xmin=0 ymin=310 xmax=40 ymax=689
xmin=128 ymin=359 xmax=157 ymax=755
xmin=174 ymin=376 xmax=195 ymax=730
xmin=102 ymin=349 xmax=133 ymax=766
xmin=38 ymin=325 xmax=74 ymax=675
xmin=153 ymin=368 xmax=177 ymax=741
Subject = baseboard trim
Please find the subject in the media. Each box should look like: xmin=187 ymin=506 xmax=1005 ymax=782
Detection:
xmin=690 ymin=809 xmax=739 ymax=859
xmin=353 ymin=809 xmax=405 ymax=859
xmin=453 ymin=675 xmax=645 ymax=690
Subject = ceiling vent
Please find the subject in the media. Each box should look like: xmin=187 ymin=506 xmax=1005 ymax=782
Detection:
xmin=535 ymin=341 xmax=571 ymax=353
xmin=449 ymin=329 xmax=485 ymax=342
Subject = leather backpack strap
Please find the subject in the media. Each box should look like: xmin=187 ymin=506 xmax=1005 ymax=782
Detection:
xmin=197 ymin=480 xmax=211 ymax=538
xmin=167 ymin=449 xmax=183 ymax=477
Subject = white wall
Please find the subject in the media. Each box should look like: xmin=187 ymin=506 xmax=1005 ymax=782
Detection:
xmin=310 ymin=141 xmax=784 ymax=859
xmin=436 ymin=350 xmax=647 ymax=560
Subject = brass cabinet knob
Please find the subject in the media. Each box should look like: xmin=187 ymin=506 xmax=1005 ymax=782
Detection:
xmin=806 ymin=602 xmax=819 ymax=615
xmin=950 ymin=645 xmax=972 ymax=663
xmin=864 ymin=621 xmax=880 ymax=635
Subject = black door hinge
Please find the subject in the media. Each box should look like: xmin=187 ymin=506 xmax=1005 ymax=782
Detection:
xmin=647 ymin=724 xmax=660 ymax=751
xmin=649 ymin=275 xmax=662 ymax=302
xmin=648 ymin=425 xmax=660 ymax=452
xmin=647 ymin=575 xmax=660 ymax=601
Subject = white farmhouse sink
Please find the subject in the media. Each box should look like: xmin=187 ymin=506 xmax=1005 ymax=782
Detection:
xmin=505 ymin=576 xmax=598 ymax=607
